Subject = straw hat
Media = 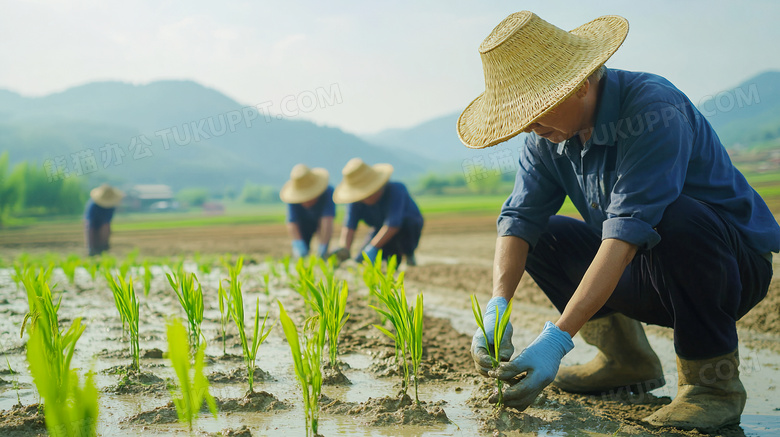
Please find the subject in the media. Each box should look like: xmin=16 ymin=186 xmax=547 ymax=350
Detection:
xmin=457 ymin=11 xmax=629 ymax=149
xmin=90 ymin=184 xmax=124 ymax=208
xmin=279 ymin=164 xmax=330 ymax=204
xmin=333 ymin=158 xmax=393 ymax=204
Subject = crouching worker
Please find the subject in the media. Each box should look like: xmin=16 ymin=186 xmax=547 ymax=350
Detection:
xmin=85 ymin=184 xmax=123 ymax=256
xmin=458 ymin=11 xmax=778 ymax=432
xmin=331 ymin=158 xmax=423 ymax=266
xmin=280 ymin=164 xmax=335 ymax=258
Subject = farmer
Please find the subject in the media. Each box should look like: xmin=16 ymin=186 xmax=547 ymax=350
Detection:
xmin=331 ymin=158 xmax=423 ymax=266
xmin=280 ymin=164 xmax=336 ymax=259
xmin=84 ymin=184 xmax=123 ymax=256
xmin=459 ymin=11 xmax=779 ymax=432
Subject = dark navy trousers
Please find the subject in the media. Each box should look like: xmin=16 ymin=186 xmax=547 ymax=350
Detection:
xmin=525 ymin=195 xmax=773 ymax=360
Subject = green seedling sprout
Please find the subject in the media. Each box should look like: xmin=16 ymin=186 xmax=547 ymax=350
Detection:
xmin=263 ymin=272 xmax=271 ymax=296
xmin=226 ymin=256 xmax=273 ymax=393
xmin=22 ymin=268 xmax=97 ymax=437
xmin=4 ymin=354 xmax=21 ymax=405
xmin=265 ymin=256 xmax=279 ymax=280
xmin=85 ymin=259 xmax=98 ymax=281
xmin=303 ymin=272 xmax=349 ymax=370
xmin=369 ymin=266 xmax=426 ymax=403
xmin=105 ymin=272 xmax=141 ymax=372
xmin=126 ymin=248 xmax=140 ymax=266
xmin=408 ymin=293 xmax=424 ymax=404
xmin=142 ymin=260 xmax=152 ymax=297
xmin=278 ymin=301 xmax=323 ymax=437
xmin=217 ymin=281 xmax=232 ymax=356
xmin=166 ymin=318 xmax=217 ymax=435
xmin=59 ymin=254 xmax=81 ymax=285
xmin=471 ymin=294 xmax=513 ymax=408
xmin=167 ymin=269 xmax=205 ymax=351
xmin=281 ymin=254 xmax=292 ymax=277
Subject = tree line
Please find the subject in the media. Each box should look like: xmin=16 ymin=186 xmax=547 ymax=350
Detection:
xmin=0 ymin=152 xmax=88 ymax=226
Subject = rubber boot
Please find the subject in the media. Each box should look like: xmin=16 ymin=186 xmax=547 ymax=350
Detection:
xmin=554 ymin=313 xmax=665 ymax=394
xmin=643 ymin=350 xmax=746 ymax=432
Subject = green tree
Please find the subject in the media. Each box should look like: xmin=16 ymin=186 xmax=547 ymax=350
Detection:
xmin=176 ymin=188 xmax=210 ymax=207
xmin=0 ymin=152 xmax=22 ymax=225
xmin=240 ymin=182 xmax=278 ymax=204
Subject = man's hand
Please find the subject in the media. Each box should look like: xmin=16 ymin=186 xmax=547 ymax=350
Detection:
xmin=471 ymin=296 xmax=515 ymax=377
xmin=291 ymin=239 xmax=309 ymax=258
xmin=317 ymin=243 xmax=329 ymax=259
xmin=488 ymin=321 xmax=574 ymax=411
xmin=355 ymin=244 xmax=379 ymax=263
xmin=327 ymin=247 xmax=351 ymax=263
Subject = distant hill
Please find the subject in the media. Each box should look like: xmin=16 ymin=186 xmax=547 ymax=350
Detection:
xmin=0 ymin=81 xmax=431 ymax=191
xmin=363 ymin=70 xmax=780 ymax=172
xmin=701 ymin=71 xmax=780 ymax=148
xmin=363 ymin=111 xmax=526 ymax=174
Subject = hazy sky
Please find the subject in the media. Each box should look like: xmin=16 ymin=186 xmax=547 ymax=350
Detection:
xmin=1 ymin=0 xmax=779 ymax=134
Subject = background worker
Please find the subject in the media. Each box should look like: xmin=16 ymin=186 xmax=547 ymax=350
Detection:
xmin=331 ymin=158 xmax=423 ymax=266
xmin=458 ymin=11 xmax=778 ymax=432
xmin=280 ymin=164 xmax=335 ymax=258
xmin=84 ymin=184 xmax=123 ymax=256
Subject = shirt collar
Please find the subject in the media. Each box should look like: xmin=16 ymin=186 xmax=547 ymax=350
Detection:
xmin=589 ymin=68 xmax=621 ymax=147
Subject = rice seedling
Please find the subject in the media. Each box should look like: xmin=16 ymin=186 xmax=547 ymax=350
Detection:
xmin=105 ymin=272 xmax=141 ymax=372
xmin=291 ymin=256 xmax=318 ymax=317
xmin=27 ymin=326 xmax=98 ymax=437
xmin=368 ymin=276 xmax=415 ymax=401
xmin=85 ymin=259 xmax=99 ymax=281
xmin=226 ymin=257 xmax=273 ymax=393
xmin=166 ymin=269 xmax=205 ymax=351
xmin=471 ymin=294 xmax=513 ymax=408
xmin=21 ymin=268 xmax=97 ymax=437
xmin=217 ymin=281 xmax=232 ymax=356
xmin=142 ymin=260 xmax=152 ymax=297
xmin=166 ymin=318 xmax=217 ymax=435
xmin=408 ymin=293 xmax=424 ymax=403
xmin=281 ymin=254 xmax=292 ymax=277
xmin=262 ymin=272 xmax=271 ymax=296
xmin=59 ymin=254 xmax=81 ymax=285
xmin=278 ymin=301 xmax=323 ymax=437
xmin=303 ymin=272 xmax=349 ymax=370
xmin=265 ymin=256 xmax=279 ymax=280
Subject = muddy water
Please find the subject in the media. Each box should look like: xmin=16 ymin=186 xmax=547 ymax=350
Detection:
xmin=1 ymin=263 xmax=779 ymax=436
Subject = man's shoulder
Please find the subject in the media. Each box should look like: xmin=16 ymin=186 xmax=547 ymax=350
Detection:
xmin=610 ymin=68 xmax=691 ymax=110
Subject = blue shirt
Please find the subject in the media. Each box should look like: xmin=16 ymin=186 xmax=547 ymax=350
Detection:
xmin=84 ymin=199 xmax=115 ymax=228
xmin=498 ymin=68 xmax=780 ymax=254
xmin=287 ymin=186 xmax=336 ymax=227
xmin=345 ymin=182 xmax=423 ymax=230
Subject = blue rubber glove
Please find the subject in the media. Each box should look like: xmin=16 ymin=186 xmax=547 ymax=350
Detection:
xmin=471 ymin=296 xmax=515 ymax=377
xmin=317 ymin=243 xmax=329 ymax=259
xmin=357 ymin=244 xmax=380 ymax=263
xmin=489 ymin=321 xmax=574 ymax=411
xmin=291 ymin=239 xmax=309 ymax=258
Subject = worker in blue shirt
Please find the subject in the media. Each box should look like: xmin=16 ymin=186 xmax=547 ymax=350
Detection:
xmin=331 ymin=158 xmax=423 ymax=266
xmin=457 ymin=12 xmax=778 ymax=432
xmin=280 ymin=164 xmax=335 ymax=258
xmin=84 ymin=184 xmax=123 ymax=256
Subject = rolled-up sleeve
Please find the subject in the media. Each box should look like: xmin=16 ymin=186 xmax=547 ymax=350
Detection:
xmin=497 ymin=136 xmax=566 ymax=249
xmin=603 ymin=102 xmax=693 ymax=249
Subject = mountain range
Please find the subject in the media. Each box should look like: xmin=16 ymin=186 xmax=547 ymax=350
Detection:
xmin=1 ymin=70 xmax=778 ymax=193
xmin=0 ymin=81 xmax=431 ymax=191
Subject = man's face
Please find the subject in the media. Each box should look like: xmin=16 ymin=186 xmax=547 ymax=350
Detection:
xmin=360 ymin=186 xmax=385 ymax=205
xmin=523 ymin=80 xmax=592 ymax=144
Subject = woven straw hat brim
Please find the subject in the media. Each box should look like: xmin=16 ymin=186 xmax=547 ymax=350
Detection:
xmin=458 ymin=14 xmax=629 ymax=149
xmin=279 ymin=168 xmax=330 ymax=204
xmin=90 ymin=185 xmax=124 ymax=208
xmin=333 ymin=164 xmax=393 ymax=204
